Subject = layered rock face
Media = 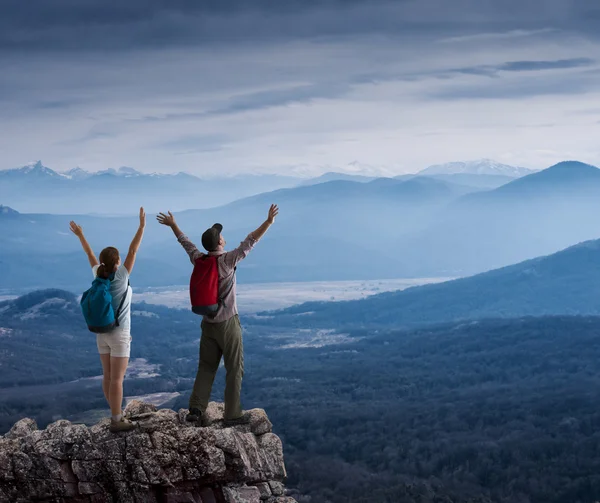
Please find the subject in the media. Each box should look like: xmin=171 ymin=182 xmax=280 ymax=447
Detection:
xmin=0 ymin=401 xmax=297 ymax=503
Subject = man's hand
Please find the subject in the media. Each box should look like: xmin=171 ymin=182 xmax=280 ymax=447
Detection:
xmin=69 ymin=221 xmax=84 ymax=238
xmin=157 ymin=211 xmax=176 ymax=227
xmin=267 ymin=204 xmax=279 ymax=225
xmin=139 ymin=207 xmax=146 ymax=228
xmin=251 ymin=204 xmax=279 ymax=242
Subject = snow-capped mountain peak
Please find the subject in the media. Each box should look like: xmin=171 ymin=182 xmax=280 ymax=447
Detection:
xmin=0 ymin=161 xmax=64 ymax=178
xmin=117 ymin=166 xmax=143 ymax=177
xmin=95 ymin=166 xmax=144 ymax=178
xmin=419 ymin=159 xmax=534 ymax=177
xmin=61 ymin=167 xmax=92 ymax=180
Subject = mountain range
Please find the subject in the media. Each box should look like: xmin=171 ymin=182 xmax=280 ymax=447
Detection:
xmin=2 ymin=159 xmax=597 ymax=289
xmin=0 ymin=174 xmax=469 ymax=289
xmin=270 ymin=235 xmax=600 ymax=327
xmin=0 ymin=159 xmax=529 ymax=214
xmin=395 ymin=160 xmax=600 ymax=276
xmin=419 ymin=159 xmax=534 ymax=177
xmin=153 ymin=160 xmax=600 ymax=282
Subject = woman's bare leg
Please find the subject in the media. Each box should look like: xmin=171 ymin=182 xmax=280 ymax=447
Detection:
xmin=99 ymin=354 xmax=111 ymax=405
xmin=109 ymin=356 xmax=129 ymax=417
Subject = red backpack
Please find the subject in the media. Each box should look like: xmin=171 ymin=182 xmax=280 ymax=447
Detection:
xmin=190 ymin=255 xmax=234 ymax=317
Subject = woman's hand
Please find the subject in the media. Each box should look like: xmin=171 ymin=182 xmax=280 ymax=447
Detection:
xmin=157 ymin=211 xmax=176 ymax=227
xmin=70 ymin=221 xmax=98 ymax=267
xmin=69 ymin=221 xmax=84 ymax=238
xmin=267 ymin=204 xmax=279 ymax=225
xmin=139 ymin=207 xmax=146 ymax=228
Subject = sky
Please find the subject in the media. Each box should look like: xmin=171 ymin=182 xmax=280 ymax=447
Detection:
xmin=1 ymin=0 xmax=600 ymax=176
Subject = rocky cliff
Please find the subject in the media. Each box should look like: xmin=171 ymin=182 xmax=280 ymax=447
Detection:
xmin=0 ymin=400 xmax=298 ymax=503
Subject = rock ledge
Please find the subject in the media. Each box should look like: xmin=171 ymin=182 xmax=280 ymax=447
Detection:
xmin=0 ymin=400 xmax=297 ymax=503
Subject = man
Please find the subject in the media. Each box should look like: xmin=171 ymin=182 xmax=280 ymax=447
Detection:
xmin=157 ymin=204 xmax=279 ymax=425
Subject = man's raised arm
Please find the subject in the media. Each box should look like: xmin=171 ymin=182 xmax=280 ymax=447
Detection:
xmin=157 ymin=211 xmax=202 ymax=263
xmin=225 ymin=204 xmax=279 ymax=268
xmin=251 ymin=204 xmax=279 ymax=242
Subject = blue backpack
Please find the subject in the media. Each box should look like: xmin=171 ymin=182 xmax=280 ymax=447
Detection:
xmin=81 ymin=275 xmax=128 ymax=333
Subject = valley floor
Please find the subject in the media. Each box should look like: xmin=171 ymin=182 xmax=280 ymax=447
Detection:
xmin=134 ymin=277 xmax=451 ymax=312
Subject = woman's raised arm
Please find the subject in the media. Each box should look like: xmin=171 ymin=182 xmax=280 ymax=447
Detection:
xmin=69 ymin=221 xmax=99 ymax=268
xmin=123 ymin=207 xmax=146 ymax=274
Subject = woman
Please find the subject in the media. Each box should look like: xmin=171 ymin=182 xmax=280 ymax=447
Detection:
xmin=70 ymin=207 xmax=145 ymax=432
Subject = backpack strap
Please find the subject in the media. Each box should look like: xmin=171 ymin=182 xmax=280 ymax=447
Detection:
xmin=114 ymin=280 xmax=130 ymax=327
xmin=218 ymin=267 xmax=236 ymax=308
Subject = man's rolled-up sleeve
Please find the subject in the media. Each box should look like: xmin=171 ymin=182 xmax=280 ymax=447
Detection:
xmin=177 ymin=234 xmax=203 ymax=264
xmin=223 ymin=234 xmax=257 ymax=269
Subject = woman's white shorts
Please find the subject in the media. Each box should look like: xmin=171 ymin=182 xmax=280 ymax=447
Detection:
xmin=96 ymin=330 xmax=132 ymax=358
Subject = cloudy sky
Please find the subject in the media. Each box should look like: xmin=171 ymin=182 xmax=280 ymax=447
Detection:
xmin=1 ymin=0 xmax=599 ymax=176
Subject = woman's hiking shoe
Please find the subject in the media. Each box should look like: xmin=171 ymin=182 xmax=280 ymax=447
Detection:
xmin=109 ymin=417 xmax=137 ymax=433
xmin=186 ymin=408 xmax=204 ymax=423
xmin=224 ymin=412 xmax=251 ymax=427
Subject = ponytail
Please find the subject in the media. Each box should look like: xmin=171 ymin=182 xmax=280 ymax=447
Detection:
xmin=97 ymin=247 xmax=120 ymax=279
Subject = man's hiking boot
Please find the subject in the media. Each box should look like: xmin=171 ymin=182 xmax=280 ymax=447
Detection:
xmin=223 ymin=412 xmax=251 ymax=427
xmin=109 ymin=417 xmax=137 ymax=433
xmin=186 ymin=407 xmax=204 ymax=424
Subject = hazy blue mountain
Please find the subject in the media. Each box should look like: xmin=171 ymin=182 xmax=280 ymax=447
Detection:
xmin=5 ymin=159 xmax=600 ymax=290
xmin=162 ymin=176 xmax=475 ymax=283
xmin=390 ymin=160 xmax=600 ymax=276
xmin=393 ymin=170 xmax=516 ymax=190
xmin=419 ymin=158 xmax=534 ymax=177
xmin=271 ymin=237 xmax=600 ymax=327
xmin=0 ymin=175 xmax=475 ymax=289
xmin=476 ymin=160 xmax=600 ymax=198
xmin=1 ymin=160 xmax=521 ymax=215
xmin=424 ymin=173 xmax=515 ymax=189
xmin=300 ymin=172 xmax=376 ymax=185
xmin=0 ymin=205 xmax=18 ymax=215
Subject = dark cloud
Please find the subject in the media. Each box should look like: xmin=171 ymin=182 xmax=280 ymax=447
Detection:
xmin=130 ymin=82 xmax=352 ymax=122
xmin=1 ymin=0 xmax=597 ymax=53
xmin=205 ymin=83 xmax=351 ymax=115
xmin=501 ymin=58 xmax=595 ymax=71
xmin=0 ymin=0 xmax=412 ymax=52
xmin=447 ymin=58 xmax=596 ymax=78
xmin=35 ymin=100 xmax=76 ymax=110
xmin=428 ymin=73 xmax=597 ymax=100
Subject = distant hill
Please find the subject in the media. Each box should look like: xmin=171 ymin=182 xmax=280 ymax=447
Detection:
xmin=424 ymin=173 xmax=516 ymax=189
xmin=419 ymin=158 xmax=534 ymax=177
xmin=0 ymin=289 xmax=78 ymax=318
xmin=389 ymin=160 xmax=600 ymax=276
xmin=270 ymin=238 xmax=600 ymax=327
xmin=300 ymin=171 xmax=376 ymax=185
xmin=481 ymin=160 xmax=600 ymax=198
xmin=0 ymin=205 xmax=18 ymax=215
